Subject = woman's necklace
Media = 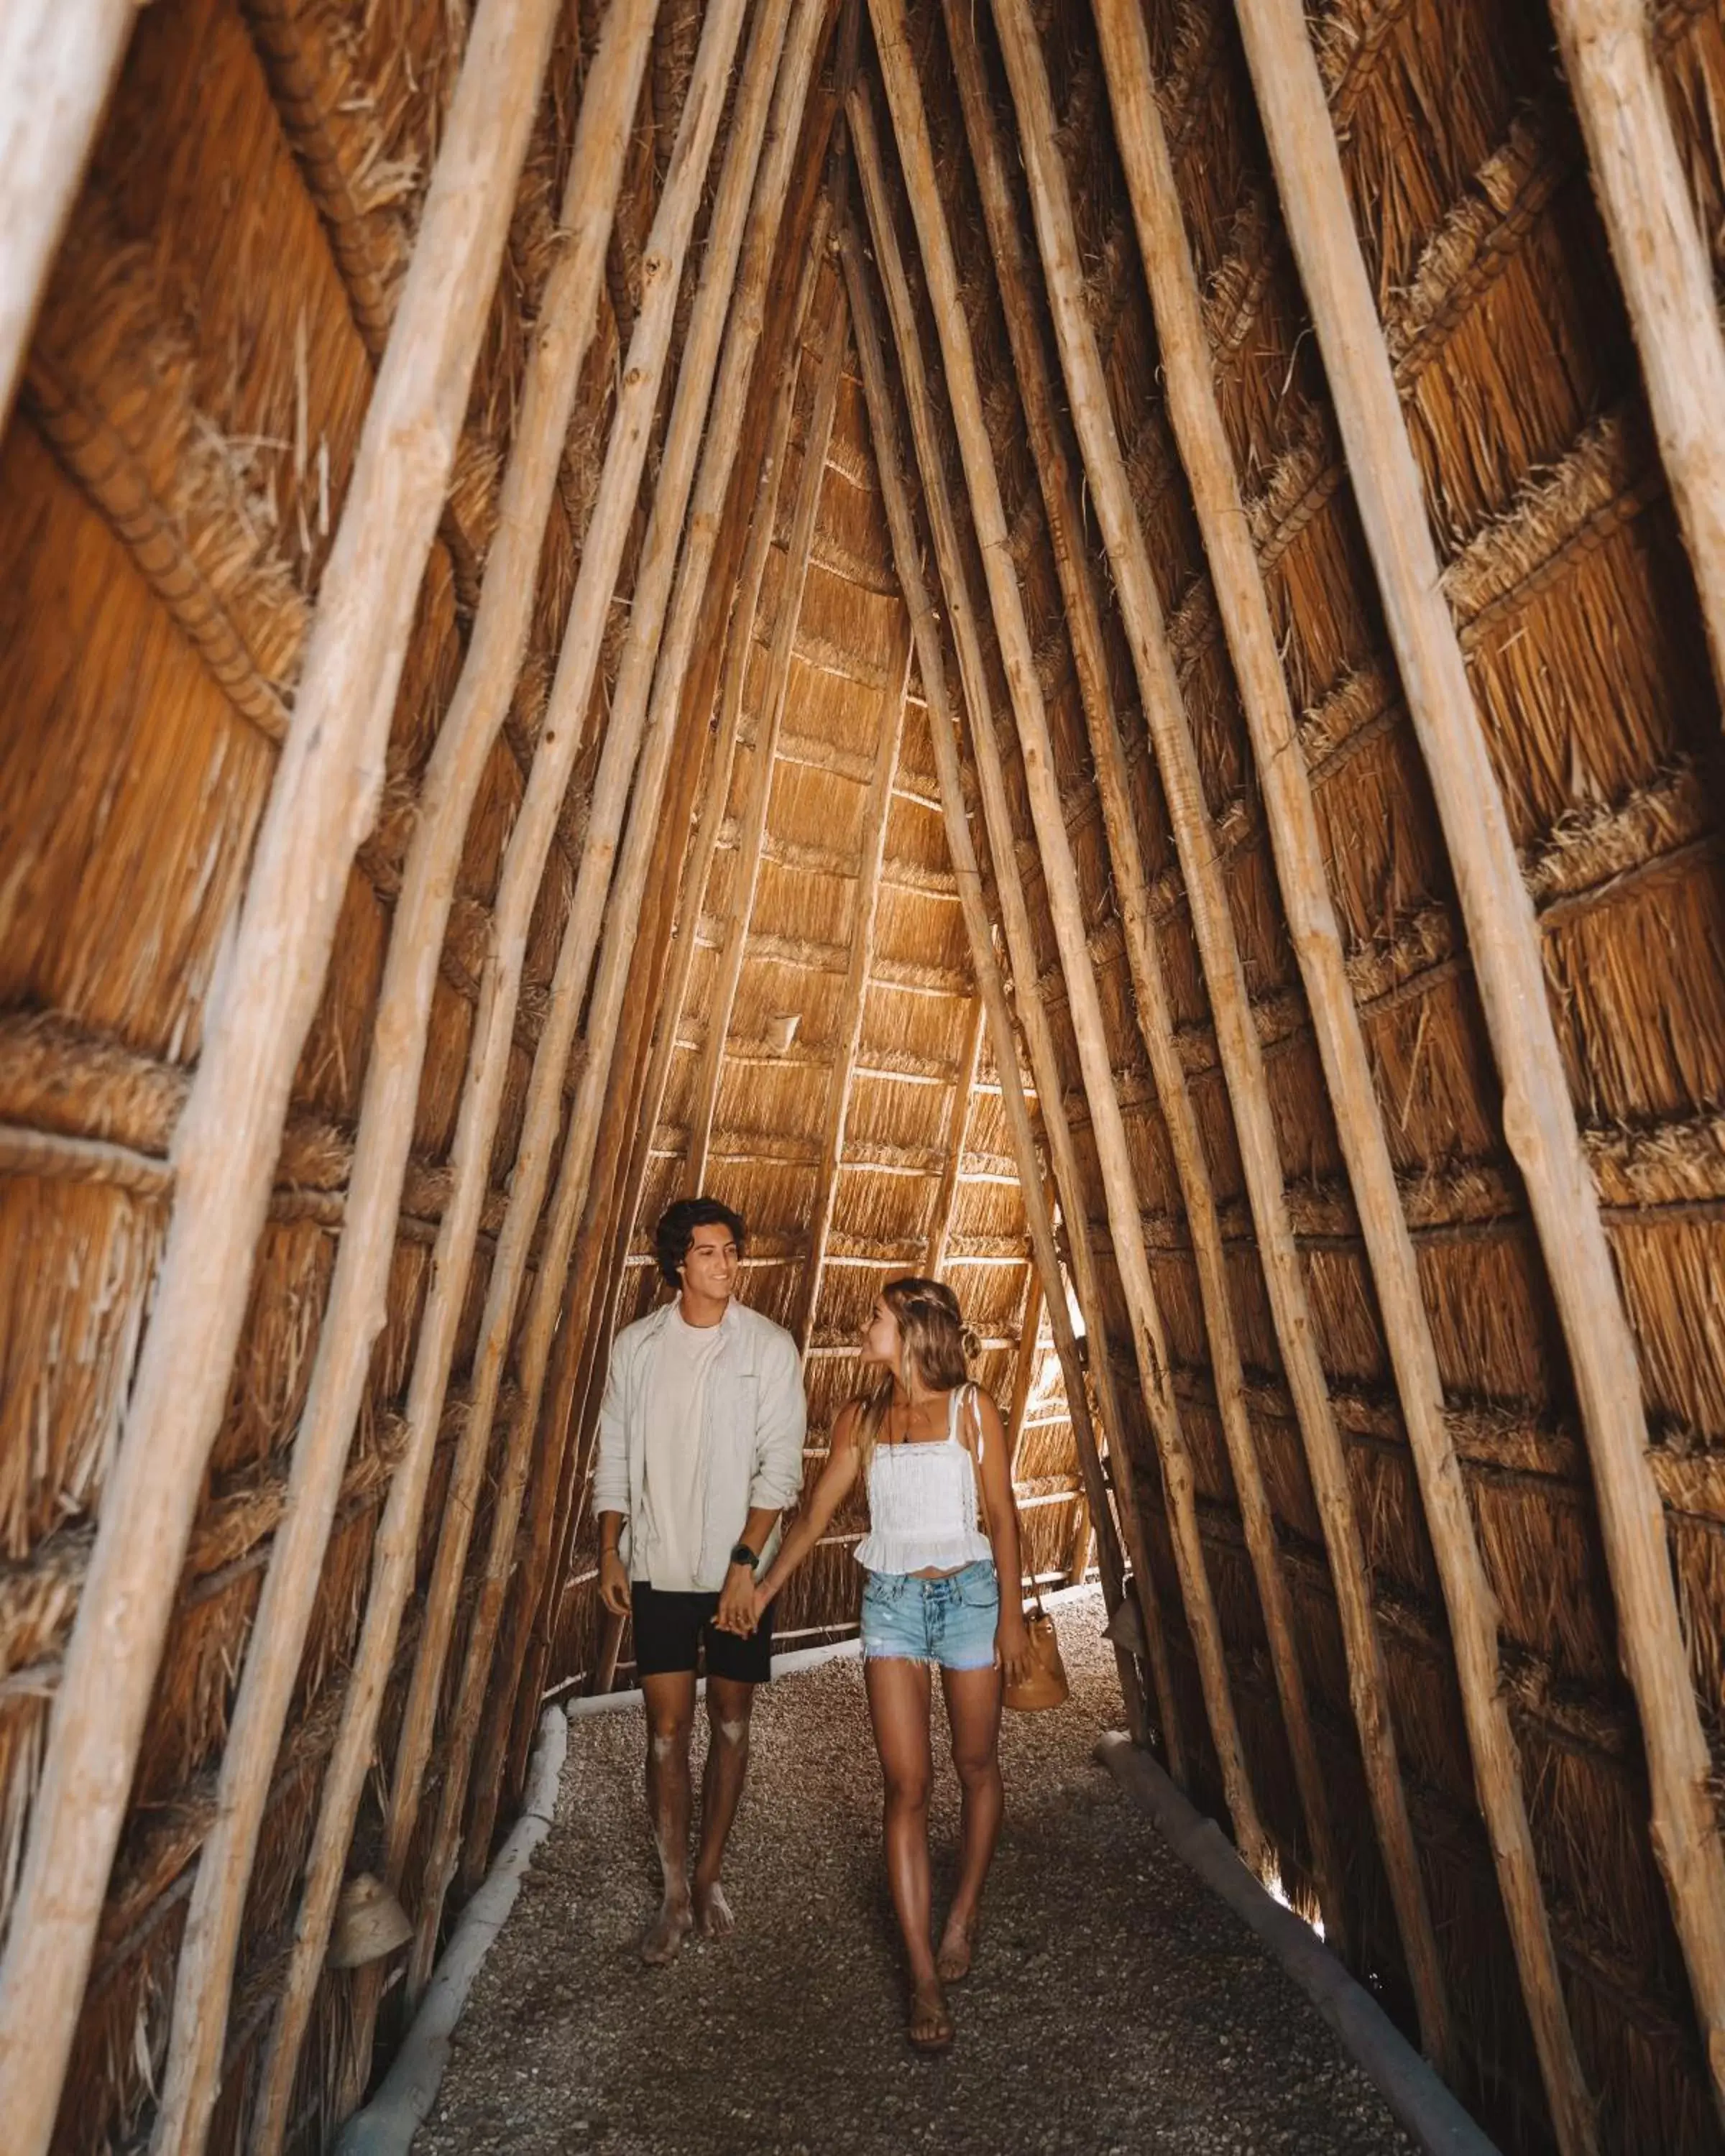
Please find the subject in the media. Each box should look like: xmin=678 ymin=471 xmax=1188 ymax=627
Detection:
xmin=888 ymin=1391 xmax=940 ymax=1445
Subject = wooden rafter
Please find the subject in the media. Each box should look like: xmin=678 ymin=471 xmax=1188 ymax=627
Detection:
xmin=857 ymin=18 xmax=1269 ymax=1864
xmin=985 ymin=0 xmax=1459 ymax=2051
xmin=793 ymin=625 xmax=917 ymax=1347
xmin=243 ymin=0 xmax=796 ymax=2131
xmin=684 ymin=274 xmax=852 ymax=1197
xmin=396 ymin=0 xmax=807 ymax=2014
xmin=1549 ymin=0 xmax=1725 ymax=712
xmin=632 ymin=193 xmax=837 ymax=1234
xmin=838 ymin=218 xmax=1142 ymax=1723
xmin=922 ymin=992 xmax=988 ymax=1276
xmin=349 ymin=0 xmax=752 ymax=2043
xmin=0 ymin=8 xmax=563 ymax=2147
xmin=142 ymin=12 xmax=663 ymax=2146
xmin=1234 ymin=0 xmax=1725 ymax=2107
xmin=842 ymin=160 xmax=1181 ymax=1769
xmin=485 ymin=165 xmax=844 ymax=1858
xmin=951 ymin=0 xmax=1348 ymax=1956
xmin=1088 ymin=0 xmax=1593 ymax=2135
xmin=0 ymin=4 xmax=137 ymax=427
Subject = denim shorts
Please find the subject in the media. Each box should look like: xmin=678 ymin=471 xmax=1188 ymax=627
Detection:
xmin=860 ymin=1561 xmax=1000 ymax=1671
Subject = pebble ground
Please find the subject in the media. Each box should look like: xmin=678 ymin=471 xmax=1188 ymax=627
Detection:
xmin=415 ymin=1590 xmax=1417 ymax=2155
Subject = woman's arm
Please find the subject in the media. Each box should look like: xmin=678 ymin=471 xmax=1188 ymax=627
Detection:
xmin=751 ymin=1404 xmax=862 ymax=1620
xmin=970 ymin=1388 xmax=1032 ymax=1685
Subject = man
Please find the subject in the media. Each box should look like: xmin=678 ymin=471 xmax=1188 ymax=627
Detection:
xmin=594 ymin=1196 xmax=805 ymax=1963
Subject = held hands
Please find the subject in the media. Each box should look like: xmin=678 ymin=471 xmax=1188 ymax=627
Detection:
xmin=599 ymin=1547 xmax=632 ymax=1618
xmin=713 ymin=1560 xmax=759 ymax=1637
xmin=995 ymin=1607 xmax=1033 ymax=1692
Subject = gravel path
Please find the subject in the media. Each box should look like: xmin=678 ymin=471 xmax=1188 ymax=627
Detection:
xmin=415 ymin=1590 xmax=1414 ymax=2155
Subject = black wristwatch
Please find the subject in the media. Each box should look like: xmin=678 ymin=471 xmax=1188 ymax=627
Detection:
xmin=730 ymin=1541 xmax=759 ymax=1570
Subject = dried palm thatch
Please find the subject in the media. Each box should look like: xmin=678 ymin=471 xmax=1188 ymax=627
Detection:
xmin=4 ymin=0 xmax=1725 ymax=2150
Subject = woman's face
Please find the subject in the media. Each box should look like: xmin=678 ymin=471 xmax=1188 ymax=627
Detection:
xmin=860 ymin=1296 xmax=901 ymax=1370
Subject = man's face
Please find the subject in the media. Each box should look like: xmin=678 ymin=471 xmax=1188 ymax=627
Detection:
xmin=680 ymin=1222 xmax=740 ymax=1303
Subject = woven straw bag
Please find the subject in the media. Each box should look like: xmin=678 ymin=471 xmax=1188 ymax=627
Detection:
xmin=963 ymin=1383 xmax=1070 ymax=1712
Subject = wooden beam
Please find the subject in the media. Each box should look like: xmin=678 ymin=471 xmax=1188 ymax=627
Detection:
xmin=792 ymin=624 xmax=916 ymax=1348
xmin=1005 ymin=1250 xmax=1047 ymax=1481
xmin=923 ymin=994 xmax=988 ymax=1277
xmin=630 ymin=190 xmax=836 ymax=1221
xmin=1233 ymin=0 xmax=1725 ymax=2107
xmin=683 ymin=274 xmax=852 ymax=1194
xmin=143 ymin=13 xmax=661 ymax=2148
xmin=244 ymin=0 xmax=765 ymax=2136
xmin=952 ymin=0 xmax=1348 ymax=1956
xmin=0 ymin=4 xmax=137 ymax=429
xmin=518 ymin=72 xmax=849 ymax=1748
xmin=1550 ymin=0 xmax=1725 ymax=711
xmin=857 ymin=24 xmax=1267 ymax=1864
xmin=343 ymin=0 xmax=753 ymax=2047
xmin=0 ymin=7 xmax=561 ymax=2148
xmin=479 ymin=172 xmax=841 ymax=1854
xmin=391 ymin=0 xmax=799 ymax=2013
xmin=842 ymin=186 xmax=1175 ymax=1769
xmin=1090 ymin=0 xmax=1592 ymax=2135
xmin=839 ymin=218 xmax=1143 ymax=1729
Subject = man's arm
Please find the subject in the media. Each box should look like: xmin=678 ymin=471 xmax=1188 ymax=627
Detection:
xmin=714 ymin=1330 xmax=807 ymax=1634
xmin=593 ymin=1339 xmax=632 ymax=1616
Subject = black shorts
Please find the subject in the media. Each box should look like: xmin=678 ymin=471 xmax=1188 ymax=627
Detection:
xmin=631 ymin=1582 xmax=775 ymax=1684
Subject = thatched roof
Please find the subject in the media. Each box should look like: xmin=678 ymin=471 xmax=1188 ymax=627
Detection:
xmin=3 ymin=0 xmax=1725 ymax=2148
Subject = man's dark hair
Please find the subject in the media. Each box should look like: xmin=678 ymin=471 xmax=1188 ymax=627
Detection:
xmin=654 ymin=1197 xmax=747 ymax=1291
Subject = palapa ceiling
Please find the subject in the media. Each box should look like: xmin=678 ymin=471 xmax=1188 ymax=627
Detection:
xmin=2 ymin=0 xmax=1725 ymax=2150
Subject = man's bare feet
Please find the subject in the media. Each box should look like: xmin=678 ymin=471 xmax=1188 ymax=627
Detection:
xmin=693 ymin=1878 xmax=735 ymax=1937
xmin=908 ymin=1976 xmax=954 ymax=2053
xmin=640 ymin=1899 xmax=694 ymax=1966
xmin=935 ymin=1911 xmax=978 ymax=1984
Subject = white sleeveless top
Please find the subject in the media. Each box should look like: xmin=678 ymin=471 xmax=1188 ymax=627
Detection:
xmin=854 ymin=1386 xmax=995 ymax=1577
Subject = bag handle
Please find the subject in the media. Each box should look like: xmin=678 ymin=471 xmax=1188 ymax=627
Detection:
xmin=963 ymin=1383 xmax=1043 ymax=1618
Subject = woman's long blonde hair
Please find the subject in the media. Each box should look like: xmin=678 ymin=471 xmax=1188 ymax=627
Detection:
xmin=852 ymin=1276 xmax=980 ymax=1475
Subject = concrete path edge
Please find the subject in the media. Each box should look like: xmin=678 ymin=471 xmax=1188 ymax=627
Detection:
xmin=335 ymin=1703 xmax=570 ymax=2156
xmin=1096 ymin=1731 xmax=1501 ymax=2156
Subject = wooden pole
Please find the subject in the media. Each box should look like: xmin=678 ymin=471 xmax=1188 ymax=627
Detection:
xmin=856 ymin=29 xmax=1266 ymax=1863
xmin=947 ymin=0 xmax=1347 ymax=1955
xmin=630 ymin=194 xmax=835 ymax=1229
xmin=923 ymin=993 xmax=988 ymax=1276
xmin=792 ymin=626 xmax=916 ymax=1347
xmin=839 ymin=220 xmax=1139 ymax=1713
xmin=683 ymin=276 xmax=852 ymax=1196
xmin=982 ymin=0 xmax=1453 ymax=2046
xmin=146 ymin=14 xmax=660 ymax=2147
xmin=246 ymin=0 xmax=768 ymax=2134
xmin=0 ymin=8 xmax=561 ymax=2149
xmin=496 ymin=162 xmax=844 ymax=1788
xmin=1091 ymin=0 xmax=1592 ymax=2134
xmin=0 ymin=2 xmax=138 ymax=430
xmin=841 ymin=204 xmax=1171 ymax=1767
xmin=1549 ymin=0 xmax=1725 ymax=711
xmin=382 ymin=0 xmax=794 ymax=2012
xmin=1233 ymin=0 xmax=1725 ymax=2106
xmin=1006 ymin=1256 xmax=1047 ymax=1480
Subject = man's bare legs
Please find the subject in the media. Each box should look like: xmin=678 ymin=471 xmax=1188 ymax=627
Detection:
xmin=691 ymin=1673 xmax=755 ymax=1936
xmin=936 ymin=1663 xmax=1003 ymax=1981
xmin=640 ymin=1670 xmax=696 ymax=1963
xmin=865 ymin=1657 xmax=952 ymax=2048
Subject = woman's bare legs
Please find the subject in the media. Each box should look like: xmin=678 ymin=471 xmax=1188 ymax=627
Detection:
xmin=865 ymin=1656 xmax=952 ymax=2047
xmin=937 ymin=1662 xmax=1003 ymax=1979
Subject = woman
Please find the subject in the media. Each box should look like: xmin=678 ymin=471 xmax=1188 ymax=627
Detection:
xmin=750 ymin=1278 xmax=1031 ymax=2050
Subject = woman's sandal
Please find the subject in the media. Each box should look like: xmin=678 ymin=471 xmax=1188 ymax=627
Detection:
xmin=935 ymin=1915 xmax=978 ymax=1984
xmin=908 ymin=1976 xmax=955 ymax=2053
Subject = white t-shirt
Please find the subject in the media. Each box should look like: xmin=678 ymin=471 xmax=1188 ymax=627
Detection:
xmin=635 ymin=1304 xmax=727 ymax=1590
